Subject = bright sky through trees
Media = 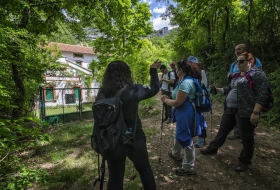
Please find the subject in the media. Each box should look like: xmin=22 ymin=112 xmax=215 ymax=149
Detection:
xmin=142 ymin=0 xmax=176 ymax=30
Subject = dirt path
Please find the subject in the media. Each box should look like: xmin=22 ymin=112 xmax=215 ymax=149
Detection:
xmin=142 ymin=99 xmax=280 ymax=190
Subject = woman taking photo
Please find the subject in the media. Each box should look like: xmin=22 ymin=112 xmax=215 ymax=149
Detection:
xmin=201 ymin=53 xmax=269 ymax=172
xmin=161 ymin=59 xmax=206 ymax=176
xmin=97 ymin=60 xmax=161 ymax=189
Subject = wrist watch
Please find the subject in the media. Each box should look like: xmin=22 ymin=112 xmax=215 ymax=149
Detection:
xmin=253 ymin=111 xmax=260 ymax=115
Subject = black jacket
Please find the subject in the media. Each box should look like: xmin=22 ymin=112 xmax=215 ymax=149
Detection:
xmin=98 ymin=68 xmax=160 ymax=140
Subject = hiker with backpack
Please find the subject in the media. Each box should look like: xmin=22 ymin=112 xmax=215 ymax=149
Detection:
xmin=200 ymin=52 xmax=269 ymax=172
xmin=227 ymin=44 xmax=263 ymax=140
xmin=92 ymin=60 xmax=161 ymax=190
xmin=160 ymin=65 xmax=176 ymax=124
xmin=195 ymin=60 xmax=209 ymax=148
xmin=161 ymin=59 xmax=207 ymax=176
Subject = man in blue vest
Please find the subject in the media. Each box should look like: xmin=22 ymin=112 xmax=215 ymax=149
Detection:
xmin=227 ymin=44 xmax=262 ymax=140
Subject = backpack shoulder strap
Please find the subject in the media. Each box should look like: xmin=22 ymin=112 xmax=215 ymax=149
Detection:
xmin=168 ymin=71 xmax=171 ymax=79
xmin=244 ymin=70 xmax=254 ymax=88
xmin=167 ymin=71 xmax=172 ymax=91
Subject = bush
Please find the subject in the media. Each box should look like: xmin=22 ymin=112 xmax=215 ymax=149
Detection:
xmin=0 ymin=117 xmax=50 ymax=189
xmin=139 ymin=97 xmax=159 ymax=118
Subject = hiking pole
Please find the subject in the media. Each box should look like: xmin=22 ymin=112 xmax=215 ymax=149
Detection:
xmin=210 ymin=109 xmax=213 ymax=140
xmin=159 ymin=103 xmax=165 ymax=164
xmin=209 ymin=91 xmax=213 ymax=141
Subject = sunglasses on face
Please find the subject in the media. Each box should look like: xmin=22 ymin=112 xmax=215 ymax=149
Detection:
xmin=236 ymin=60 xmax=248 ymax=64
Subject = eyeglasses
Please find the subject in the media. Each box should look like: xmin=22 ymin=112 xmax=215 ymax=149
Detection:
xmin=236 ymin=60 xmax=248 ymax=64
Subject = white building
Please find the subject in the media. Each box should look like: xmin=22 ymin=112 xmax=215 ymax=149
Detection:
xmin=41 ymin=42 xmax=99 ymax=107
xmin=48 ymin=42 xmax=98 ymax=69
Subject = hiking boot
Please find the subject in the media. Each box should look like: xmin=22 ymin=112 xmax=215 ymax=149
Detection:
xmin=166 ymin=118 xmax=171 ymax=124
xmin=227 ymin=134 xmax=241 ymax=140
xmin=168 ymin=151 xmax=182 ymax=161
xmin=195 ymin=138 xmax=206 ymax=148
xmin=175 ymin=168 xmax=196 ymax=176
xmin=234 ymin=161 xmax=248 ymax=172
xmin=200 ymin=147 xmax=217 ymax=155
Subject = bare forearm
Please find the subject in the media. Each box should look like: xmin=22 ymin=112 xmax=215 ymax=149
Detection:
xmin=163 ymin=98 xmax=180 ymax=107
xmin=253 ymin=103 xmax=262 ymax=113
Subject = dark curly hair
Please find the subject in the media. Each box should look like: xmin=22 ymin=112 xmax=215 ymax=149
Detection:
xmin=100 ymin=60 xmax=133 ymax=97
xmin=176 ymin=60 xmax=201 ymax=80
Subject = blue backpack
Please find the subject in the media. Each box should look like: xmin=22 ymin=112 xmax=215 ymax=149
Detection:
xmin=183 ymin=76 xmax=212 ymax=112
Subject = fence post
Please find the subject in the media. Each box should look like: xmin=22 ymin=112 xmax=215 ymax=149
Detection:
xmin=39 ymin=86 xmax=46 ymax=121
xmin=79 ymin=88 xmax=82 ymax=121
xmin=62 ymin=89 xmax=65 ymax=123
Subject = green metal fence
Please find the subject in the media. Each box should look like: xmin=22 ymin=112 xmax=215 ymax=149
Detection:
xmin=39 ymin=87 xmax=99 ymax=125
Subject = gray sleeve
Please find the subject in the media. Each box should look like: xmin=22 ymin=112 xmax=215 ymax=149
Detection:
xmin=170 ymin=71 xmax=176 ymax=80
xmin=201 ymin=70 xmax=208 ymax=87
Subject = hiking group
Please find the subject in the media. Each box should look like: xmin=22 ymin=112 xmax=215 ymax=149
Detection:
xmin=91 ymin=43 xmax=271 ymax=189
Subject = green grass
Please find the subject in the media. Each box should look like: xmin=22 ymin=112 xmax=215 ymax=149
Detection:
xmin=32 ymin=98 xmax=160 ymax=189
xmin=34 ymin=122 xmax=97 ymax=189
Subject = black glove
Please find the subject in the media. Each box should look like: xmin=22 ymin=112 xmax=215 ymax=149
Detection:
xmin=210 ymin=85 xmax=217 ymax=95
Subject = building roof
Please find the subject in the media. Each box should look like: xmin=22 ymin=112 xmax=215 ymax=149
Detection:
xmin=48 ymin=42 xmax=95 ymax=55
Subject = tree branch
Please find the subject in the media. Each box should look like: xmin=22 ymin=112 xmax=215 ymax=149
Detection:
xmin=0 ymin=148 xmax=10 ymax=163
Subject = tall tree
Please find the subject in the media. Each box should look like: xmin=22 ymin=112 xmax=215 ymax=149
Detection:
xmin=90 ymin=1 xmax=153 ymax=65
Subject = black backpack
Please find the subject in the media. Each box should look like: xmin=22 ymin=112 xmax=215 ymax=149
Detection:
xmin=91 ymin=86 xmax=134 ymax=160
xmin=170 ymin=70 xmax=178 ymax=89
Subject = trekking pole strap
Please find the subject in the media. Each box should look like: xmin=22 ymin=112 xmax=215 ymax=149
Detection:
xmin=93 ymin=154 xmax=101 ymax=186
xmin=159 ymin=103 xmax=165 ymax=163
xmin=99 ymin=158 xmax=106 ymax=190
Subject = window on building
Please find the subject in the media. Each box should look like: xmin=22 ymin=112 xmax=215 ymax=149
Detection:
xmin=72 ymin=86 xmax=82 ymax=99
xmin=74 ymin=53 xmax=83 ymax=58
xmin=44 ymin=86 xmax=56 ymax=101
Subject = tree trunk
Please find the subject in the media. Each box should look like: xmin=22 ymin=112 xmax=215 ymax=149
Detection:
xmin=247 ymin=0 xmax=252 ymax=45
xmin=222 ymin=6 xmax=229 ymax=54
xmin=206 ymin=19 xmax=211 ymax=44
xmin=11 ymin=6 xmax=30 ymax=119
xmin=11 ymin=63 xmax=26 ymax=119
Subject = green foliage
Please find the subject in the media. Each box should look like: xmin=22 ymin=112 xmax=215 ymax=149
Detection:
xmin=0 ymin=117 xmax=50 ymax=189
xmin=7 ymin=167 xmax=48 ymax=190
xmin=139 ymin=97 xmax=160 ymax=118
xmin=261 ymin=67 xmax=280 ymax=128
xmin=87 ymin=1 xmax=154 ymax=84
xmin=149 ymin=30 xmax=178 ymax=63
